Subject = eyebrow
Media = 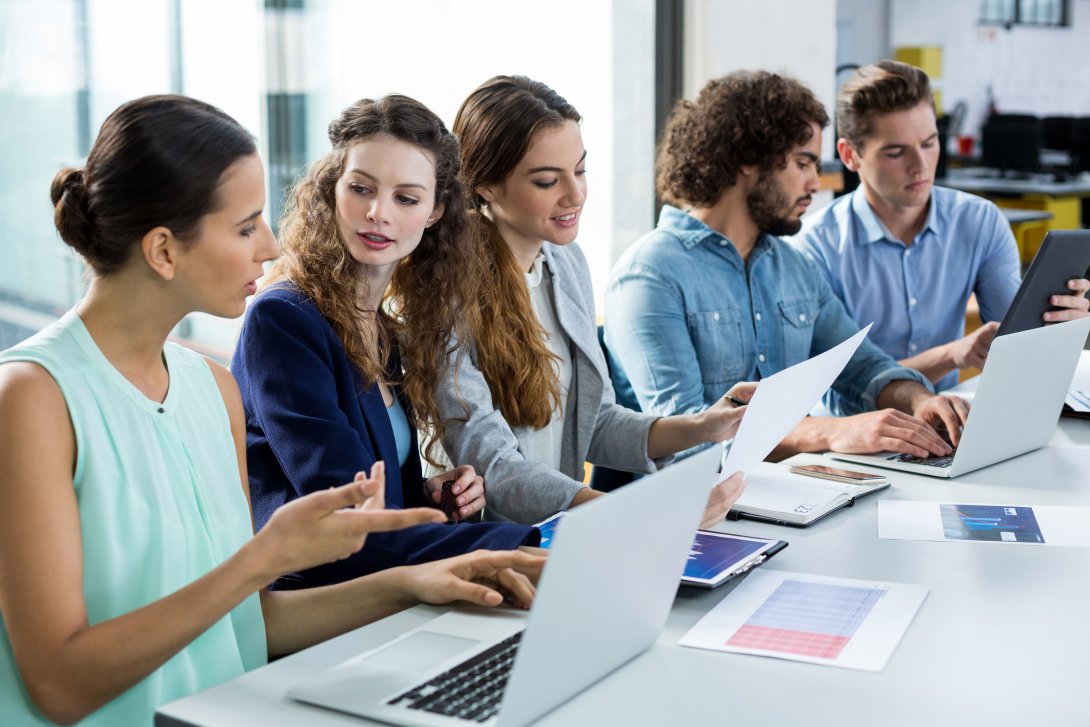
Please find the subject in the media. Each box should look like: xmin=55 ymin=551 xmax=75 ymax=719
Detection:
xmin=794 ymin=151 xmax=819 ymax=162
xmin=526 ymin=150 xmax=588 ymax=175
xmin=234 ymin=210 xmax=263 ymax=226
xmin=347 ymin=168 xmax=429 ymax=190
xmin=878 ymin=132 xmax=939 ymax=152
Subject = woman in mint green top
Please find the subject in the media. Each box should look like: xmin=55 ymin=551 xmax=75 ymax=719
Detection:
xmin=0 ymin=95 xmax=542 ymax=726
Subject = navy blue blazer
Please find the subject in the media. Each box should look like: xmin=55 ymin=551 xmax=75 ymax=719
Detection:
xmin=231 ymin=285 xmax=538 ymax=589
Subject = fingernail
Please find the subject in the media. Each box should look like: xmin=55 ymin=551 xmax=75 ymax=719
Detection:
xmin=457 ymin=497 xmax=465 ymax=505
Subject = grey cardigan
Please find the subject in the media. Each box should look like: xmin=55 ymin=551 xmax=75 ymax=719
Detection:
xmin=436 ymin=243 xmax=659 ymax=524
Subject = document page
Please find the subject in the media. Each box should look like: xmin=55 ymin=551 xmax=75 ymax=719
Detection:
xmin=720 ymin=325 xmax=871 ymax=480
xmin=679 ymin=569 xmax=928 ymax=672
xmin=735 ymin=464 xmax=855 ymax=516
xmin=877 ymin=500 xmax=1090 ymax=547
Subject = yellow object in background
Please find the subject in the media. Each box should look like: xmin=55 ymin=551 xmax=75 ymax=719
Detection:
xmin=895 ymin=45 xmax=943 ymax=78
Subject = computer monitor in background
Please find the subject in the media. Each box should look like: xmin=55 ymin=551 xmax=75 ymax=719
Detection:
xmin=1070 ymin=117 xmax=1090 ymax=173
xmin=1042 ymin=116 xmax=1075 ymax=151
xmin=981 ymin=114 xmax=1043 ymax=175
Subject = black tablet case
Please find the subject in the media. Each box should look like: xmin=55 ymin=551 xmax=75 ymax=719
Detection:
xmin=995 ymin=230 xmax=1090 ymax=420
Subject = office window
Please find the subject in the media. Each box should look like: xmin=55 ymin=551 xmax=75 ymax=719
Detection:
xmin=0 ymin=0 xmax=655 ymax=356
xmin=979 ymin=0 xmax=1069 ymax=27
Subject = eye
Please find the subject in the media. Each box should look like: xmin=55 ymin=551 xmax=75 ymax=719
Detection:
xmin=348 ymin=183 xmax=372 ymax=195
xmin=533 ymin=179 xmax=558 ymax=190
xmin=395 ymin=194 xmax=419 ymax=205
xmin=241 ymin=225 xmax=257 ymax=238
xmin=575 ymin=167 xmax=587 ymax=177
xmin=884 ymin=151 xmax=904 ymax=159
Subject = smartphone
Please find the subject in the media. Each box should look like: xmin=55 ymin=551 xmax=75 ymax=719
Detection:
xmin=788 ymin=463 xmax=888 ymax=484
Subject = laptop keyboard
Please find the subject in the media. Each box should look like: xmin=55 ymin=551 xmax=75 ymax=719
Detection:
xmin=888 ymin=451 xmax=956 ymax=468
xmin=387 ymin=631 xmax=523 ymax=723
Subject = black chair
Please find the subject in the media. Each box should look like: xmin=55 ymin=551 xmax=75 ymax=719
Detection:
xmin=589 ymin=324 xmax=636 ymax=492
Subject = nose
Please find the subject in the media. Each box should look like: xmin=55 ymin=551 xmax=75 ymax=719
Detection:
xmin=258 ymin=221 xmax=279 ymax=263
xmin=560 ymin=174 xmax=587 ymax=208
xmin=805 ymin=165 xmax=820 ymax=194
xmin=906 ymin=146 xmax=929 ymax=175
xmin=367 ymin=196 xmax=389 ymax=224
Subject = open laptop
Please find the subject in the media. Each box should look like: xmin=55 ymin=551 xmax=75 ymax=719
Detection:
xmin=828 ymin=316 xmax=1090 ymax=478
xmin=288 ymin=445 xmax=722 ymax=727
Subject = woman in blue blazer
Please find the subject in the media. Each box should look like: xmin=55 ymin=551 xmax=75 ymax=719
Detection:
xmin=232 ymin=95 xmax=538 ymax=589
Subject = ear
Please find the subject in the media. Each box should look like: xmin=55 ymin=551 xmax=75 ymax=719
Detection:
xmin=475 ymin=185 xmax=496 ymax=204
xmin=738 ymin=164 xmax=758 ymax=180
xmin=837 ymin=138 xmax=861 ymax=172
xmin=425 ymin=202 xmax=446 ymax=228
xmin=140 ymin=226 xmax=180 ymax=281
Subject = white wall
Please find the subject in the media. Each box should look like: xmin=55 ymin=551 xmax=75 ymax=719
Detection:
xmin=682 ymin=0 xmax=838 ymax=211
xmin=891 ymin=0 xmax=1090 ymax=137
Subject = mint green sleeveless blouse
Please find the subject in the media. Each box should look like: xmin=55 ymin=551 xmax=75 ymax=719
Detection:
xmin=0 ymin=311 xmax=267 ymax=726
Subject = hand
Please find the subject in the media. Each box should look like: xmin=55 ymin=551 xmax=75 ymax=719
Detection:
xmin=824 ymin=409 xmax=954 ymax=458
xmin=402 ymin=550 xmax=546 ymax=610
xmin=948 ymin=321 xmax=998 ymax=370
xmin=424 ymin=465 xmax=485 ymax=520
xmin=698 ymin=381 xmax=759 ymax=442
xmin=699 ymin=471 xmax=746 ymax=529
xmin=912 ymin=394 xmax=971 ymax=448
xmin=1043 ymin=278 xmax=1090 ymax=322
xmin=252 ymin=462 xmax=445 ymax=582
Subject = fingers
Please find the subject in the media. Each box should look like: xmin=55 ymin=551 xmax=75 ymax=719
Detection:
xmin=340 ymin=507 xmax=446 ymax=534
xmin=455 ymin=477 xmax=486 ymax=518
xmin=869 ymin=411 xmax=949 ymax=457
xmin=307 ymin=476 xmax=381 ymax=512
xmin=1044 ymin=298 xmax=1090 ymax=322
xmin=726 ymin=380 xmax=758 ymax=402
xmin=496 ymin=568 xmax=537 ymax=609
xmin=926 ymin=397 xmax=966 ymax=448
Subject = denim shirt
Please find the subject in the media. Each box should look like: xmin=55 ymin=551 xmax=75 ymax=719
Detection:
xmin=789 ymin=186 xmax=1020 ymax=392
xmin=603 ymin=205 xmax=931 ymax=422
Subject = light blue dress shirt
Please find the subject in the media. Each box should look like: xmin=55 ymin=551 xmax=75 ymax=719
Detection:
xmin=604 ymin=205 xmax=931 ymax=431
xmin=789 ymin=186 xmax=1020 ymax=393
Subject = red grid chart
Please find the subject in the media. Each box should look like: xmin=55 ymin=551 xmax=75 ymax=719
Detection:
xmin=726 ymin=579 xmax=886 ymax=660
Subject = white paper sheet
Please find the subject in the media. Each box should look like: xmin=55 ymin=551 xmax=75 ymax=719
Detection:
xmin=679 ymin=569 xmax=928 ymax=672
xmin=719 ymin=325 xmax=871 ymax=480
xmin=735 ymin=463 xmax=855 ymax=514
xmin=877 ymin=500 xmax=1090 ymax=547
xmin=1065 ymin=389 xmax=1090 ymax=413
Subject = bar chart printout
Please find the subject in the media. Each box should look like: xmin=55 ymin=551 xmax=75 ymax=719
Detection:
xmin=726 ymin=579 xmax=883 ymax=659
xmin=679 ymin=570 xmax=929 ymax=671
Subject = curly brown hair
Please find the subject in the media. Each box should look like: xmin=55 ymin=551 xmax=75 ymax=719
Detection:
xmin=452 ymin=76 xmax=580 ymax=429
xmin=837 ymin=60 xmax=934 ymax=151
xmin=656 ymin=71 xmax=829 ymax=207
xmin=264 ymin=94 xmax=485 ymax=466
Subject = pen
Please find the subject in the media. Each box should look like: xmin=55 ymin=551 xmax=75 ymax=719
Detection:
xmin=724 ymin=395 xmax=748 ymax=407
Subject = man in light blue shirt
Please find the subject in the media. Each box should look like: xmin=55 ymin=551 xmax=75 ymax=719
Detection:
xmin=605 ymin=71 xmax=966 ymax=461
xmin=791 ymin=60 xmax=1088 ymax=399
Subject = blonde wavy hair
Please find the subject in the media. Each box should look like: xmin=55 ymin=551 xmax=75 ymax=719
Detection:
xmin=264 ymin=94 xmax=486 ymax=466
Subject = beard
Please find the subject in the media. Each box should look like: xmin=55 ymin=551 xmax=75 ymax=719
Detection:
xmin=746 ymin=170 xmax=806 ymax=236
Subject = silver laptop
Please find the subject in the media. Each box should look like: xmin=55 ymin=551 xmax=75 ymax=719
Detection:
xmin=288 ymin=446 xmax=722 ymax=727
xmin=829 ymin=316 xmax=1090 ymax=478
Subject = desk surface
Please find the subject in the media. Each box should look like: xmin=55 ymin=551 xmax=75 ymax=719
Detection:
xmin=939 ymin=169 xmax=1090 ymax=197
xmin=157 ymin=356 xmax=1090 ymax=727
xmin=1000 ymin=207 xmax=1054 ymax=224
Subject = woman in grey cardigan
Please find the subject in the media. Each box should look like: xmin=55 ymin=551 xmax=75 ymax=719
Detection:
xmin=435 ymin=75 xmax=754 ymax=525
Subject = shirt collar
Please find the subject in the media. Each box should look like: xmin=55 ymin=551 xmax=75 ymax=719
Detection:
xmin=850 ymin=188 xmax=938 ymax=246
xmin=656 ymin=204 xmax=775 ymax=258
xmin=525 ymin=251 xmax=547 ymax=289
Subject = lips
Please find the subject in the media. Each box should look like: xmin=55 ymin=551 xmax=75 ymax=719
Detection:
xmin=906 ymin=180 xmax=930 ymax=192
xmin=245 ymin=281 xmax=257 ymax=295
xmin=551 ymin=210 xmax=580 ymax=229
xmin=357 ymin=231 xmax=395 ymax=250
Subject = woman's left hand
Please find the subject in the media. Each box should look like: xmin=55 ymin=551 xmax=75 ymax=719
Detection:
xmin=402 ymin=550 xmax=546 ymax=610
xmin=424 ymin=465 xmax=486 ymax=520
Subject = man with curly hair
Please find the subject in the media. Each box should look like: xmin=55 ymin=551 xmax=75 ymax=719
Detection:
xmin=604 ymin=70 xmax=968 ymax=461
xmin=790 ymin=60 xmax=1088 ymax=402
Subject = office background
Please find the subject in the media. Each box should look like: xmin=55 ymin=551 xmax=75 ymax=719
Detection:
xmin=1 ymin=0 xmax=1087 ymax=357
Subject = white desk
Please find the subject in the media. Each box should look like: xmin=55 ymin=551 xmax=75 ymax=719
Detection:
xmin=157 ymin=356 xmax=1090 ymax=727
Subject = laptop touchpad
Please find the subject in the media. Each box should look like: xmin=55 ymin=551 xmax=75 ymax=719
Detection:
xmin=365 ymin=631 xmax=481 ymax=672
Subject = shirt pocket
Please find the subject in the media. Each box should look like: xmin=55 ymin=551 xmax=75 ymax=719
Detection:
xmin=687 ymin=307 xmax=747 ymax=387
xmin=778 ymin=298 xmax=818 ymax=365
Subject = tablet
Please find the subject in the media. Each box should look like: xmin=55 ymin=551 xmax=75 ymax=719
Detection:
xmin=533 ymin=512 xmax=787 ymax=589
xmin=997 ymin=230 xmax=1090 ymax=336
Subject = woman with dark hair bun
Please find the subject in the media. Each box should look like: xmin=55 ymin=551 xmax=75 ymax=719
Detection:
xmin=0 ymin=94 xmax=542 ymax=726
xmin=436 ymin=76 xmax=753 ymax=525
xmin=231 ymin=94 xmax=539 ymax=591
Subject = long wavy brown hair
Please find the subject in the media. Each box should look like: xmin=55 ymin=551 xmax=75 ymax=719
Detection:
xmin=452 ymin=75 xmax=580 ymax=429
xmin=264 ymin=95 xmax=485 ymax=466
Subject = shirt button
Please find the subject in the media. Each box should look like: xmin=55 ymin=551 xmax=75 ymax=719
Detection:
xmin=905 ymin=250 xmax=912 ymax=257
xmin=909 ymin=343 xmax=918 ymax=351
xmin=713 ymin=312 xmax=720 ymax=321
xmin=755 ymin=312 xmax=762 ymax=322
xmin=758 ymin=353 xmax=766 ymax=362
xmin=719 ymin=240 xmax=728 ymax=247
xmin=798 ymin=313 xmax=806 ymax=322
xmin=909 ymin=298 xmax=918 ymax=306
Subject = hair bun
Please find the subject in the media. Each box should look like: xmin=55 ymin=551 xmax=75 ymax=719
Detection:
xmin=51 ymin=167 xmax=97 ymax=256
